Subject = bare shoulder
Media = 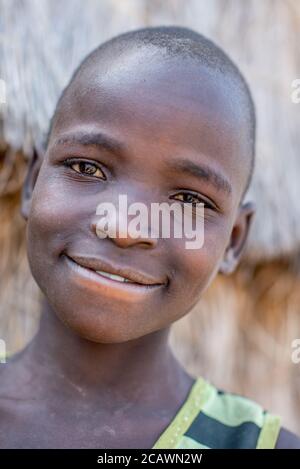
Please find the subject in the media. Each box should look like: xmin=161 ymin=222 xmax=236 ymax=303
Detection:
xmin=275 ymin=427 xmax=300 ymax=449
xmin=0 ymin=355 xmax=32 ymax=447
xmin=0 ymin=365 xmax=13 ymax=447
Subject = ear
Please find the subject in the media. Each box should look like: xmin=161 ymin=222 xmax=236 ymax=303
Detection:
xmin=219 ymin=201 xmax=255 ymax=275
xmin=21 ymin=145 xmax=44 ymax=220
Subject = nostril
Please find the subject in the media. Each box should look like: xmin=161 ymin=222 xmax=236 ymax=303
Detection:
xmin=139 ymin=240 xmax=157 ymax=249
xmin=110 ymin=235 xmax=158 ymax=249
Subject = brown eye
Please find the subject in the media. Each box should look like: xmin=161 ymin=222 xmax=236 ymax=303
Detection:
xmin=173 ymin=193 xmax=202 ymax=205
xmin=181 ymin=194 xmax=197 ymax=204
xmin=171 ymin=192 xmax=214 ymax=210
xmin=65 ymin=159 xmax=106 ymax=180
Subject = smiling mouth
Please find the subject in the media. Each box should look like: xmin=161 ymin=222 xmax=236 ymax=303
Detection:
xmin=63 ymin=253 xmax=166 ymax=290
xmin=95 ymin=270 xmax=135 ymax=283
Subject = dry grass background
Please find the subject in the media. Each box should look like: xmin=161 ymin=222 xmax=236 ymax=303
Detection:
xmin=1 ymin=0 xmax=300 ymax=433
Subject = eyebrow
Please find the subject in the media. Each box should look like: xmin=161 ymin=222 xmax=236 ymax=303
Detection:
xmin=55 ymin=131 xmax=126 ymax=156
xmin=172 ymin=159 xmax=232 ymax=194
xmin=54 ymin=131 xmax=231 ymax=194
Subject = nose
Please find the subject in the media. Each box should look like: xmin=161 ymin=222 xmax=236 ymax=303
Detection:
xmin=91 ymin=197 xmax=158 ymax=249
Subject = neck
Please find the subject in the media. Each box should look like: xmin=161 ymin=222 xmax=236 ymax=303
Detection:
xmin=23 ymin=298 xmax=192 ymax=407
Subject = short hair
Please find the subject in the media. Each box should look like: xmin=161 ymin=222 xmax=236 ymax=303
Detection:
xmin=46 ymin=26 xmax=256 ymax=199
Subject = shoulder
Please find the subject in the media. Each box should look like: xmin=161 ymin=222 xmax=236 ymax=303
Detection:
xmin=0 ymin=357 xmax=36 ymax=448
xmin=187 ymin=377 xmax=281 ymax=449
xmin=0 ymin=365 xmax=14 ymax=447
xmin=275 ymin=427 xmax=300 ymax=449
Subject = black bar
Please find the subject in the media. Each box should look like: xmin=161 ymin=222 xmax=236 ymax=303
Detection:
xmin=0 ymin=448 xmax=297 ymax=466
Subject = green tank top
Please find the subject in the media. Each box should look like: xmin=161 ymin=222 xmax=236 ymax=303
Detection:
xmin=152 ymin=376 xmax=281 ymax=449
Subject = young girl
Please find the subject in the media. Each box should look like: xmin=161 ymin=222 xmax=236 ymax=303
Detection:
xmin=1 ymin=26 xmax=299 ymax=448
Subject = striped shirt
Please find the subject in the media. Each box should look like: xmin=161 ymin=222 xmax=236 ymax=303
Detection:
xmin=153 ymin=376 xmax=281 ymax=449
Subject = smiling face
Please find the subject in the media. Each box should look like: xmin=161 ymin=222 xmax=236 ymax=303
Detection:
xmin=22 ymin=47 xmax=254 ymax=343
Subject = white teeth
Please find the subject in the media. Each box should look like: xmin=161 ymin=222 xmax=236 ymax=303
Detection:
xmin=95 ymin=270 xmax=133 ymax=283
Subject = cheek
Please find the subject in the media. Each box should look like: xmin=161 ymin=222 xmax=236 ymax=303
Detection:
xmin=27 ymin=172 xmax=78 ymax=275
xmin=169 ymin=219 xmax=231 ymax=301
xmin=27 ymin=171 xmax=81 ymax=259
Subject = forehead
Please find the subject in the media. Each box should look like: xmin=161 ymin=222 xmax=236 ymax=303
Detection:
xmin=51 ymin=49 xmax=250 ymax=200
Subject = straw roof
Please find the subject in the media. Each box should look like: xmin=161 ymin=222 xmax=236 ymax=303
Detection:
xmin=1 ymin=0 xmax=300 ymax=262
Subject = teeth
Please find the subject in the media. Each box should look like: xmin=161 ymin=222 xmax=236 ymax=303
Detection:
xmin=95 ymin=270 xmax=134 ymax=283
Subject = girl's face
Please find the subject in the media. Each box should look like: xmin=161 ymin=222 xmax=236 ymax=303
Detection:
xmin=23 ymin=50 xmax=254 ymax=343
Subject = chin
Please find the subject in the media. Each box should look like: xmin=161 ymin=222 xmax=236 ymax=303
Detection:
xmin=48 ymin=299 xmax=159 ymax=344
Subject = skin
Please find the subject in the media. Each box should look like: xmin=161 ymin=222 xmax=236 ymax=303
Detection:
xmin=0 ymin=45 xmax=298 ymax=448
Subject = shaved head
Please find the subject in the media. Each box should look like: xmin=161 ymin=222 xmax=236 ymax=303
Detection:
xmin=47 ymin=26 xmax=256 ymax=200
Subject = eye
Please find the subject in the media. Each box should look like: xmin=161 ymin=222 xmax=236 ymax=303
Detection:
xmin=64 ymin=158 xmax=106 ymax=180
xmin=171 ymin=192 xmax=215 ymax=210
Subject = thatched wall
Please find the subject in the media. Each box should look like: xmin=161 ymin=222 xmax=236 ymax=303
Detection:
xmin=1 ymin=0 xmax=300 ymax=432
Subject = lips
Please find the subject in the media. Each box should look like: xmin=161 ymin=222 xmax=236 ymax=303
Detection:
xmin=64 ymin=253 xmax=166 ymax=287
xmin=95 ymin=270 xmax=135 ymax=283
